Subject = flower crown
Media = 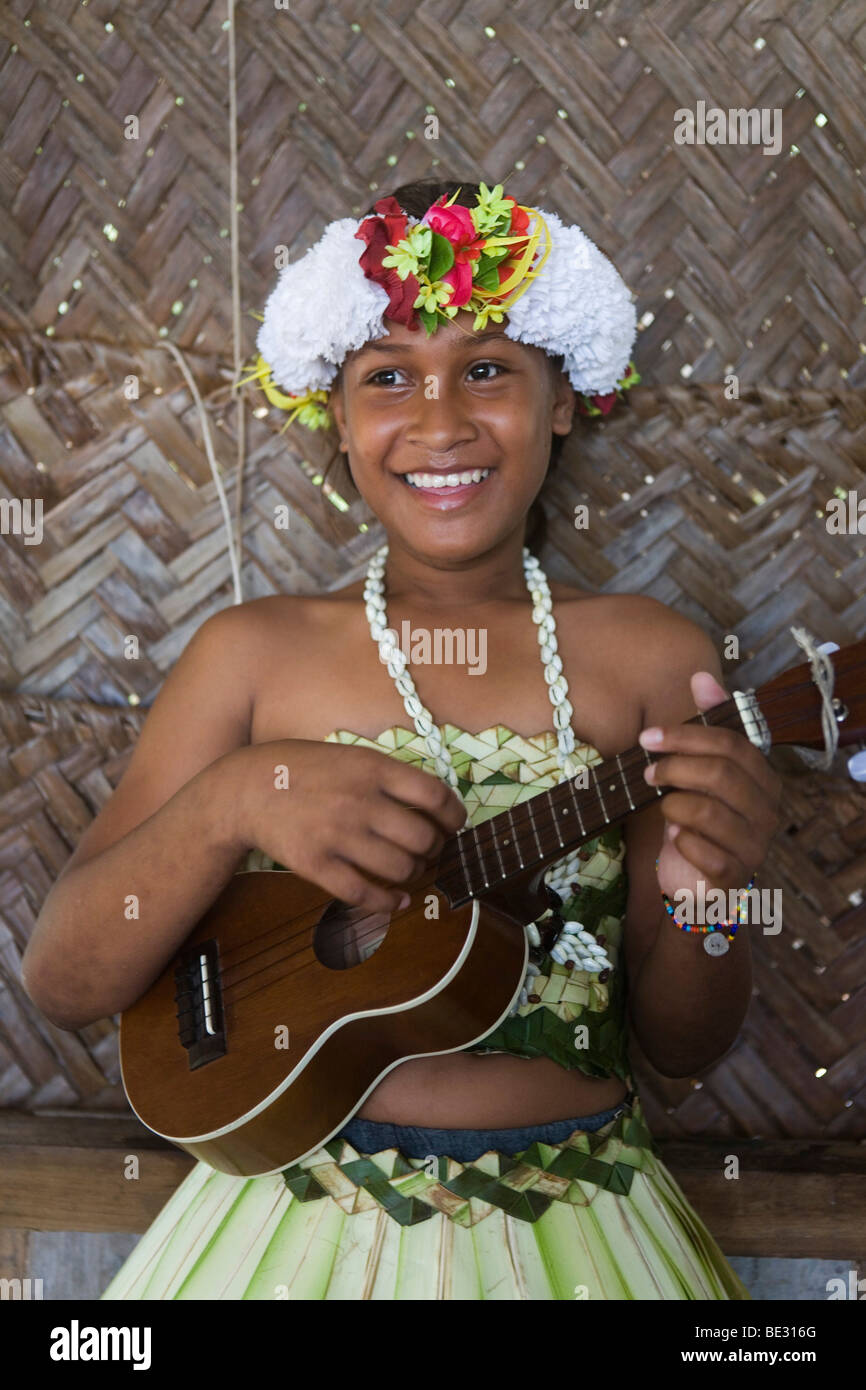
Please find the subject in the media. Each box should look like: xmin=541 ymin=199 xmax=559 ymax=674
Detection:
xmin=243 ymin=182 xmax=640 ymax=431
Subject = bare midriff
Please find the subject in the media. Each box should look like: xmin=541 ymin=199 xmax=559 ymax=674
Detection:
xmin=353 ymin=1052 xmax=628 ymax=1128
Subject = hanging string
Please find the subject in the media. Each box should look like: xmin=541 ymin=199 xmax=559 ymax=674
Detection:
xmin=226 ymin=0 xmax=246 ymax=604
xmin=787 ymin=628 xmax=839 ymax=771
xmin=154 ymin=339 xmax=243 ymax=603
xmin=151 ymin=0 xmax=246 ymax=606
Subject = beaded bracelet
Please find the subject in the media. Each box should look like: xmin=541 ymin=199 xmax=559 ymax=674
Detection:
xmin=655 ymin=856 xmax=755 ymax=956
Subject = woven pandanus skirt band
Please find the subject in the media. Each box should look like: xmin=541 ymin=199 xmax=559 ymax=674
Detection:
xmin=280 ymin=1093 xmax=660 ymax=1228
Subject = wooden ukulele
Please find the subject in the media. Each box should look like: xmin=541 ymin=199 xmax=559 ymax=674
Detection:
xmin=119 ymin=635 xmax=865 ymax=1176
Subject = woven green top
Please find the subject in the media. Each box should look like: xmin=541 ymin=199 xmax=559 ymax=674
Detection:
xmin=244 ymin=723 xmax=632 ymax=1087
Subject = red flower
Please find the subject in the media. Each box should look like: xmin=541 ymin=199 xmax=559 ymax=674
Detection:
xmin=441 ymin=259 xmax=474 ymax=307
xmin=425 ymin=196 xmax=487 ymax=309
xmin=504 ymin=198 xmax=531 ymax=259
xmin=575 ymin=389 xmax=619 ymax=417
xmin=428 ymin=197 xmax=489 ymax=275
xmin=355 ymin=196 xmax=421 ymax=330
xmin=424 ymin=196 xmax=477 ymax=247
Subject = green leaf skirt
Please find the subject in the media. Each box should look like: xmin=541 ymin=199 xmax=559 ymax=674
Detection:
xmin=100 ymin=1092 xmax=750 ymax=1300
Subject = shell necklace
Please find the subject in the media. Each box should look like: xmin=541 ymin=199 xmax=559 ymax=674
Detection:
xmin=363 ymin=542 xmax=613 ymax=984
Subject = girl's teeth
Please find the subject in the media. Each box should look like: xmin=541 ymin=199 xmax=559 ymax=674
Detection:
xmin=404 ymin=469 xmax=490 ymax=489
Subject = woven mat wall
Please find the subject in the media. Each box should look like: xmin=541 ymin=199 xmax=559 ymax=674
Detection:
xmin=0 ymin=1 xmax=864 ymax=1136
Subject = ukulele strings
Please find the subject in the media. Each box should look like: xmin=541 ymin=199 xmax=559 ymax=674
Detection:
xmin=207 ymin=667 xmax=860 ymax=1005
xmin=185 ymin=909 xmax=402 ymax=1016
xmin=440 ymin=671 xmax=858 ymax=875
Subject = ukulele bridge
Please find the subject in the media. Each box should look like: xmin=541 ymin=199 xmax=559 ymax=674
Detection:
xmin=174 ymin=938 xmax=227 ymax=1069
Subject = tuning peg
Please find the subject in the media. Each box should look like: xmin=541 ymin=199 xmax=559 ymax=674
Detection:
xmin=847 ymin=746 xmax=866 ymax=783
xmin=821 ymin=648 xmax=866 ymax=779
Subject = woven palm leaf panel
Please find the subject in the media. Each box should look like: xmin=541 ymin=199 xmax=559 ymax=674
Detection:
xmin=0 ymin=0 xmax=864 ymax=1149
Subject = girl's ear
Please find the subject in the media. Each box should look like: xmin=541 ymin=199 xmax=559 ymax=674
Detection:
xmin=551 ymin=373 xmax=576 ymax=437
xmin=544 ymin=352 xmax=574 ymax=437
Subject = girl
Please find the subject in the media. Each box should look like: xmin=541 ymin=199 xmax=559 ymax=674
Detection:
xmin=22 ymin=177 xmax=781 ymax=1300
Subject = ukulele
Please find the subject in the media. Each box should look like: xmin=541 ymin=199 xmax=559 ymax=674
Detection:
xmin=119 ymin=634 xmax=865 ymax=1176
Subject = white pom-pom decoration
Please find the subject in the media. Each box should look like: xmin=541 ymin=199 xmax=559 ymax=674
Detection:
xmin=503 ymin=209 xmax=636 ymax=395
xmin=256 ymin=219 xmax=391 ymax=394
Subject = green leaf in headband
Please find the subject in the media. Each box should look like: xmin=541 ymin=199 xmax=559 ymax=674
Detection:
xmin=427 ymin=231 xmax=455 ymax=283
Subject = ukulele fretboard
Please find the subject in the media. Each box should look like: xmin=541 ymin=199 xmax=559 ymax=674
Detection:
xmin=434 ymin=701 xmax=741 ymax=907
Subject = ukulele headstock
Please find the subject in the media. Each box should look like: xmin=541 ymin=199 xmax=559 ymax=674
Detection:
xmin=754 ymin=637 xmax=866 ymax=751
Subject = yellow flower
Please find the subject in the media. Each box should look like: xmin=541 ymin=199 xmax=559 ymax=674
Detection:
xmin=382 ymin=244 xmax=419 ymax=280
xmin=472 ymin=302 xmax=506 ymax=332
xmin=413 ymin=277 xmax=454 ymax=313
xmin=473 ymin=181 xmax=512 ymax=234
xmin=295 ymin=398 xmax=332 ymax=430
xmin=382 ymin=224 xmax=431 ymax=279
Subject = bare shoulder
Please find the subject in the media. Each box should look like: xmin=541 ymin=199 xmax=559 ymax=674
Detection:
xmin=207 ymin=591 xmax=342 ymax=648
xmin=206 ymin=590 xmax=359 ymax=686
xmin=188 ymin=594 xmax=296 ymax=667
xmin=551 ymin=587 xmax=707 ymax=649
xmin=551 ymin=588 xmax=722 ymax=724
xmin=181 ymin=596 xmax=305 ymax=704
xmin=215 ymin=592 xmax=321 ymax=629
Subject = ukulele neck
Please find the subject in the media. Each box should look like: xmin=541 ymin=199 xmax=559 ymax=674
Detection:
xmin=434 ymin=697 xmax=753 ymax=908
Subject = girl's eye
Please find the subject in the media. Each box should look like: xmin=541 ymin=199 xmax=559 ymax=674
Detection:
xmin=366 ymin=368 xmax=407 ymax=387
xmin=468 ymin=361 xmax=507 ymax=381
xmin=367 ymin=361 xmax=507 ymax=386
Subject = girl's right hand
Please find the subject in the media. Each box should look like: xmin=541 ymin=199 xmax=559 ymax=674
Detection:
xmin=229 ymin=740 xmax=468 ymax=913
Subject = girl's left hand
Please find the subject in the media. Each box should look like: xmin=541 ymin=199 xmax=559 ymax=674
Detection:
xmin=640 ymin=671 xmax=783 ymax=903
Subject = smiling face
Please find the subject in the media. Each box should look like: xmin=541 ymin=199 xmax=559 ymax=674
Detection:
xmin=328 ymin=309 xmax=575 ymax=564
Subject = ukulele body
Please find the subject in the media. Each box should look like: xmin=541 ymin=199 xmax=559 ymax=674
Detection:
xmin=119 ymin=865 xmax=528 ymax=1176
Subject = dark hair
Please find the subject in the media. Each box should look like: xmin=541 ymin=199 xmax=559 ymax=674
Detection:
xmin=327 ymin=176 xmax=570 ymax=555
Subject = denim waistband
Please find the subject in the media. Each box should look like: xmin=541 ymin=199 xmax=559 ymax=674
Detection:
xmin=336 ymin=1100 xmax=629 ymax=1162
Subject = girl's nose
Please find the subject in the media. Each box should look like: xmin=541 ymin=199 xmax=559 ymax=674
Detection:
xmin=405 ymin=389 xmax=478 ymax=452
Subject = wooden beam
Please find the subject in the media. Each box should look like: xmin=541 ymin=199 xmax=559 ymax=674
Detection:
xmin=658 ymin=1138 xmax=866 ymax=1261
xmin=0 ymin=1111 xmax=195 ymax=1233
xmin=1 ymin=1111 xmax=864 ymax=1258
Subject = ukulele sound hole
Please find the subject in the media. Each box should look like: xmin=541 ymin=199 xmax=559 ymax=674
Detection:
xmin=313 ymin=899 xmax=393 ymax=971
